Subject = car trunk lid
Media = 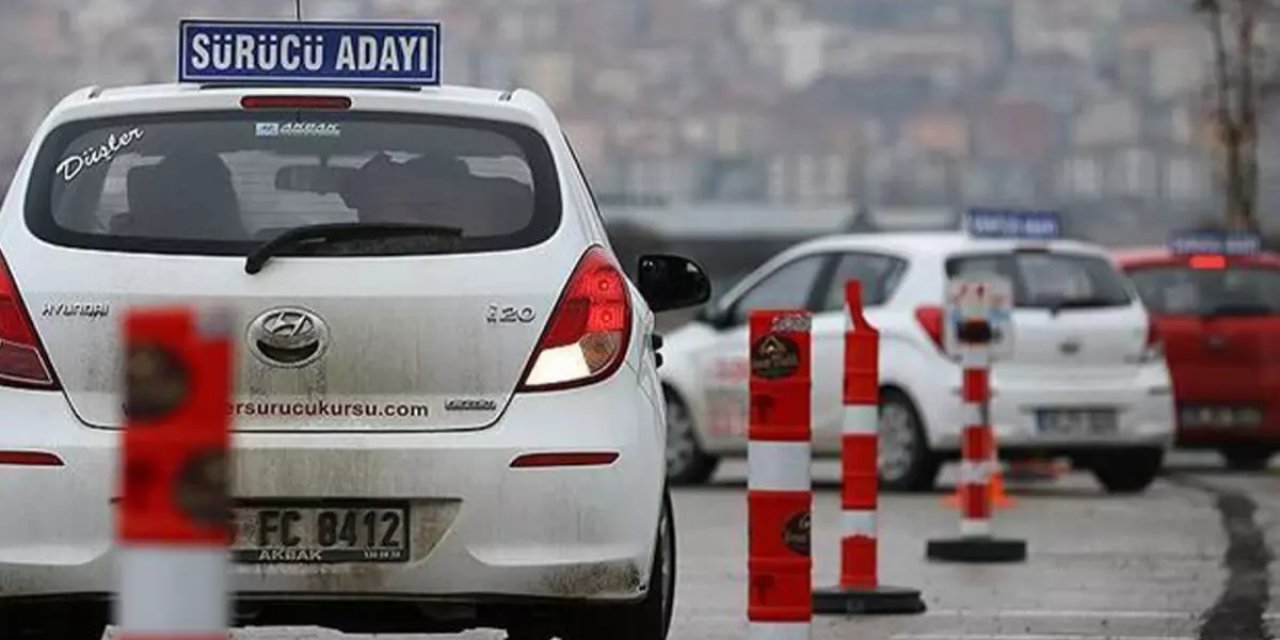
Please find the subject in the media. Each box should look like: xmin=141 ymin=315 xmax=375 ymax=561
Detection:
xmin=14 ymin=248 xmax=572 ymax=431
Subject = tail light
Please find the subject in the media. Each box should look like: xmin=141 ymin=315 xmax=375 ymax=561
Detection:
xmin=0 ymin=253 xmax=57 ymax=389
xmin=915 ymin=305 xmax=946 ymax=352
xmin=1138 ymin=318 xmax=1164 ymax=364
xmin=518 ymin=247 xmax=632 ymax=392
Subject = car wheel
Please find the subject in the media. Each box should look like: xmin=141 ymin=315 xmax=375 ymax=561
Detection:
xmin=563 ymin=488 xmax=676 ymax=640
xmin=1093 ymin=448 xmax=1164 ymax=494
xmin=878 ymin=391 xmax=941 ymax=492
xmin=1221 ymin=447 xmax=1274 ymax=471
xmin=664 ymin=390 xmax=719 ymax=486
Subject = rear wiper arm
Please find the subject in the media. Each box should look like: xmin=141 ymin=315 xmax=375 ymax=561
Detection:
xmin=1206 ymin=303 xmax=1273 ymax=318
xmin=244 ymin=223 xmax=464 ymax=275
xmin=1047 ymin=297 xmax=1116 ymax=315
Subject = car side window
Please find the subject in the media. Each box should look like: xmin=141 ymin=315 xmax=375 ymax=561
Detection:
xmin=729 ymin=255 xmax=826 ymax=326
xmin=820 ymin=252 xmax=908 ymax=312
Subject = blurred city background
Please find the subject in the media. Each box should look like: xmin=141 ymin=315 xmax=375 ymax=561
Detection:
xmin=1 ymin=0 xmax=1276 ymax=295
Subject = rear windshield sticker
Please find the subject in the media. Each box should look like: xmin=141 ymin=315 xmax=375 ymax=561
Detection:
xmin=255 ymin=122 xmax=342 ymax=138
xmin=56 ymin=127 xmax=144 ymax=182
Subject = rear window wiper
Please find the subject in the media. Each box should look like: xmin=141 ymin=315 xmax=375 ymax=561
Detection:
xmin=1205 ymin=303 xmax=1274 ymax=318
xmin=244 ymin=223 xmax=464 ymax=275
xmin=1044 ymin=297 xmax=1124 ymax=315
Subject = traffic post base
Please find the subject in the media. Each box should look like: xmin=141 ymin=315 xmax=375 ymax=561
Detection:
xmin=926 ymin=536 xmax=1027 ymax=563
xmin=812 ymin=584 xmax=926 ymax=615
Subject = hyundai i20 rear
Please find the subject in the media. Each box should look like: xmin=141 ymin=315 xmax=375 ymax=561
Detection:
xmin=0 ymin=83 xmax=708 ymax=640
xmin=660 ymin=233 xmax=1173 ymax=493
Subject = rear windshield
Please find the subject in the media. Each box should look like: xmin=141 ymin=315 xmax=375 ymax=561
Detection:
xmin=25 ymin=111 xmax=561 ymax=255
xmin=946 ymin=251 xmax=1133 ymax=310
xmin=1126 ymin=265 xmax=1280 ymax=316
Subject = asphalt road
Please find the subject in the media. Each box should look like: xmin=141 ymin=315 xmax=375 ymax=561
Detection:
xmin=104 ymin=453 xmax=1278 ymax=640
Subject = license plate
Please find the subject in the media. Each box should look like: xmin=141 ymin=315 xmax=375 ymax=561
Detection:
xmin=1036 ymin=409 xmax=1118 ymax=436
xmin=232 ymin=502 xmax=409 ymax=564
xmin=1180 ymin=405 xmax=1263 ymax=428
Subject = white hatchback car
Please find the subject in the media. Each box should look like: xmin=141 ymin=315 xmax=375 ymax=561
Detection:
xmin=661 ymin=232 xmax=1175 ymax=492
xmin=0 ymin=81 xmax=709 ymax=639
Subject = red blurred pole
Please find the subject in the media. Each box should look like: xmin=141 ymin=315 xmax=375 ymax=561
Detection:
xmin=959 ymin=354 xmax=994 ymax=535
xmin=747 ymin=310 xmax=812 ymax=640
xmin=927 ymin=341 xmax=1026 ymax=563
xmin=117 ymin=307 xmax=233 ymax=640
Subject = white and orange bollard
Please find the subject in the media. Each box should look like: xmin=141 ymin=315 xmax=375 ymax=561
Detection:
xmin=926 ymin=341 xmax=1027 ymax=562
xmin=748 ymin=310 xmax=812 ymax=640
xmin=813 ymin=281 xmax=925 ymax=614
xmin=116 ymin=307 xmax=233 ymax=640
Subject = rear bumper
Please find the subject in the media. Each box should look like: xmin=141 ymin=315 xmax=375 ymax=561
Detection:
xmin=0 ymin=592 xmax=628 ymax=634
xmin=922 ymin=364 xmax=1175 ymax=452
xmin=0 ymin=367 xmax=665 ymax=604
xmin=1175 ymin=426 xmax=1280 ymax=448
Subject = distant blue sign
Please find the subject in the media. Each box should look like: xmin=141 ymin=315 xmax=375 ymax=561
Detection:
xmin=179 ymin=20 xmax=441 ymax=86
xmin=1169 ymin=231 xmax=1261 ymax=256
xmin=967 ymin=208 xmax=1061 ymax=240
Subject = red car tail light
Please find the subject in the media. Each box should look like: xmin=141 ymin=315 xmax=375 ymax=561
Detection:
xmin=0 ymin=253 xmax=57 ymax=389
xmin=1139 ymin=318 xmax=1164 ymax=363
xmin=518 ymin=247 xmax=632 ymax=392
xmin=915 ymin=305 xmax=946 ymax=353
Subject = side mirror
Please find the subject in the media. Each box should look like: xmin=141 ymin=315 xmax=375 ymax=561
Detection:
xmin=637 ymin=254 xmax=712 ymax=313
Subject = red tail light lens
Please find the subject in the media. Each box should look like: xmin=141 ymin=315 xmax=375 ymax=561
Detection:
xmin=519 ymin=247 xmax=632 ymax=392
xmin=915 ymin=305 xmax=946 ymax=352
xmin=0 ymin=254 xmax=57 ymax=389
xmin=1139 ymin=318 xmax=1164 ymax=363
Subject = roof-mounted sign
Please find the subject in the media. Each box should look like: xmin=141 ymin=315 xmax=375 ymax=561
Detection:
xmin=179 ymin=20 xmax=441 ymax=86
xmin=967 ymin=208 xmax=1061 ymax=240
xmin=1168 ymin=230 xmax=1262 ymax=256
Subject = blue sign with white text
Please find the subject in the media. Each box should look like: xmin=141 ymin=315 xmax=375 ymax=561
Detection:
xmin=179 ymin=20 xmax=441 ymax=85
xmin=1169 ymin=231 xmax=1261 ymax=256
xmin=967 ymin=208 xmax=1062 ymax=240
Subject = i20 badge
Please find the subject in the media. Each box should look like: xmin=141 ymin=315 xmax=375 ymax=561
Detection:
xmin=487 ymin=304 xmax=536 ymax=325
xmin=248 ymin=307 xmax=329 ymax=368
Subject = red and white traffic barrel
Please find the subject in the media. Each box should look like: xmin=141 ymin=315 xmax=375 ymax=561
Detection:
xmin=116 ymin=307 xmax=234 ymax=640
xmin=813 ymin=281 xmax=924 ymax=614
xmin=926 ymin=341 xmax=1026 ymax=563
xmin=747 ymin=310 xmax=812 ymax=640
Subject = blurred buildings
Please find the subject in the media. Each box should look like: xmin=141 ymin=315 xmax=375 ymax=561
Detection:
xmin=0 ymin=0 xmax=1263 ymax=242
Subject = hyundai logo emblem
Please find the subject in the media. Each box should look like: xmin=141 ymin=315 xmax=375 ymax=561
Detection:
xmin=247 ymin=307 xmax=329 ymax=368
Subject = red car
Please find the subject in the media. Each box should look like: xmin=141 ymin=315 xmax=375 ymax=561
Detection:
xmin=1114 ymin=247 xmax=1280 ymax=469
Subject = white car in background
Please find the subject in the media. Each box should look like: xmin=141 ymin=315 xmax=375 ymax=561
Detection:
xmin=660 ymin=232 xmax=1175 ymax=493
xmin=0 ymin=69 xmax=710 ymax=640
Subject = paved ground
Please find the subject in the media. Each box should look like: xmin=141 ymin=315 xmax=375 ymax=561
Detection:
xmin=103 ymin=453 xmax=1278 ymax=640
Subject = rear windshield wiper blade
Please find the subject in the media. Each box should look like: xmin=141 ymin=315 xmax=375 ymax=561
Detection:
xmin=1046 ymin=297 xmax=1122 ymax=315
xmin=1205 ymin=303 xmax=1274 ymax=318
xmin=244 ymin=223 xmax=464 ymax=275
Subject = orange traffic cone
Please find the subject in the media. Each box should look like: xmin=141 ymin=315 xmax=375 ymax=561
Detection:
xmin=944 ymin=463 xmax=1014 ymax=509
